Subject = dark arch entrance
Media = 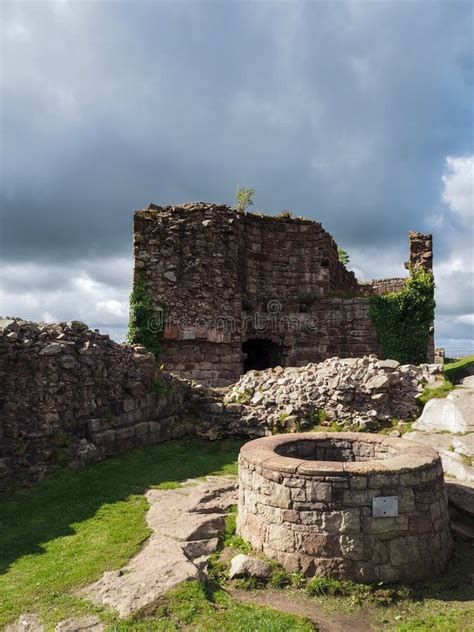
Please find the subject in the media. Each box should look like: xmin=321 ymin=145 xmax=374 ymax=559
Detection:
xmin=242 ymin=339 xmax=282 ymax=372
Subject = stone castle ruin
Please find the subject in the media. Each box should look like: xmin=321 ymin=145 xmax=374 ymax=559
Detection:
xmin=133 ymin=203 xmax=433 ymax=385
xmin=0 ymin=203 xmax=436 ymax=490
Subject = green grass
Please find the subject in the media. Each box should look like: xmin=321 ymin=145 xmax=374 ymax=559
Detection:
xmin=444 ymin=355 xmax=474 ymax=384
xmin=110 ymin=580 xmax=314 ymax=631
xmin=394 ymin=610 xmax=474 ymax=632
xmin=2 ymin=437 xmax=474 ymax=632
xmin=221 ymin=506 xmax=252 ymax=553
xmin=418 ymin=380 xmax=455 ymax=405
xmin=0 ymin=439 xmax=313 ymax=632
xmin=378 ymin=418 xmax=414 ymax=436
xmin=0 ymin=438 xmax=241 ymax=629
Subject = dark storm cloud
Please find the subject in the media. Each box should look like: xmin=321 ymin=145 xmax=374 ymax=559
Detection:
xmin=1 ymin=0 xmax=472 ymax=261
xmin=1 ymin=0 xmax=472 ymax=354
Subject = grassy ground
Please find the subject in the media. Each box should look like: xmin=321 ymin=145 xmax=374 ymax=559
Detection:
xmin=444 ymin=355 xmax=474 ymax=384
xmin=0 ymin=438 xmax=314 ymax=631
xmin=416 ymin=354 xmax=474 ymax=406
xmin=418 ymin=380 xmax=456 ymax=405
xmin=111 ymin=581 xmax=314 ymax=631
xmin=0 ymin=439 xmax=240 ymax=629
xmin=1 ymin=438 xmax=474 ymax=631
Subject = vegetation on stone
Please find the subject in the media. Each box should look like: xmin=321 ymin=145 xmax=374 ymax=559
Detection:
xmin=337 ymin=247 xmax=350 ymax=265
xmin=235 ymin=185 xmax=255 ymax=213
xmin=127 ymin=272 xmax=162 ymax=357
xmin=368 ymin=268 xmax=435 ymax=365
xmin=418 ymin=379 xmax=456 ymax=405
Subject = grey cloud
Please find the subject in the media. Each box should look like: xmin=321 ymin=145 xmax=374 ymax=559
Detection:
xmin=1 ymin=0 xmax=472 ymax=261
xmin=1 ymin=1 xmax=472 ymax=354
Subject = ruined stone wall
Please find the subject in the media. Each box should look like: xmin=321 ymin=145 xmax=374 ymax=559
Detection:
xmin=0 ymin=319 xmax=196 ymax=490
xmin=133 ymin=204 xmax=370 ymax=385
xmin=409 ymin=232 xmax=433 ymax=270
xmin=236 ymin=212 xmax=358 ymax=313
xmin=359 ymin=278 xmax=407 ymax=296
xmin=133 ymin=203 xmax=435 ymax=384
xmin=134 ymin=204 xmax=243 ymax=386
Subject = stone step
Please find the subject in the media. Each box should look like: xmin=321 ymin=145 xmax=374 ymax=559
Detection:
xmin=404 ymin=432 xmax=474 ymax=482
xmin=450 ymin=519 xmax=474 ymax=542
xmin=446 ymin=479 xmax=474 ymax=517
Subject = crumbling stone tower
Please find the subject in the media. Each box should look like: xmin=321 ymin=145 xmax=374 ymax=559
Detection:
xmin=133 ymin=203 xmax=433 ymax=385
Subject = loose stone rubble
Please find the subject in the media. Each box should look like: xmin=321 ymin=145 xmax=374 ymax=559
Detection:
xmin=223 ymin=356 xmax=443 ymax=433
xmin=80 ymin=476 xmax=237 ymax=618
xmin=237 ymin=433 xmax=452 ymax=583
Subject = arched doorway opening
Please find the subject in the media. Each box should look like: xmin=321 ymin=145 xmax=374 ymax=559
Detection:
xmin=242 ymin=339 xmax=282 ymax=372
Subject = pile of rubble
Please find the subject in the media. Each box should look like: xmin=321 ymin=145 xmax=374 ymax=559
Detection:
xmin=224 ymin=355 xmax=442 ymax=432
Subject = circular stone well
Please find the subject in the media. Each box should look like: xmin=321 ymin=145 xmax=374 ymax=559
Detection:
xmin=237 ymin=433 xmax=452 ymax=583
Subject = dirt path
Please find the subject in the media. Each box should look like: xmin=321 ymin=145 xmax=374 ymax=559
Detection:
xmin=230 ymin=587 xmax=376 ymax=632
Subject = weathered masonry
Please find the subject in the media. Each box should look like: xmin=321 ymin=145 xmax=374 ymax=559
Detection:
xmin=133 ymin=203 xmax=433 ymax=385
xmin=238 ymin=433 xmax=452 ymax=583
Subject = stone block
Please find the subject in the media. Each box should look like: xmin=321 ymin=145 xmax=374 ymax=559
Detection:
xmin=362 ymin=514 xmax=408 ymax=535
xmin=340 ymin=535 xmax=372 ymax=561
xmin=135 ymin=422 xmax=150 ymax=436
xmin=306 ymin=481 xmax=332 ymax=503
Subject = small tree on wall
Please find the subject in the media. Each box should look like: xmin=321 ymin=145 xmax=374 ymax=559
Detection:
xmin=338 ymin=248 xmax=350 ymax=266
xmin=235 ymin=185 xmax=255 ymax=213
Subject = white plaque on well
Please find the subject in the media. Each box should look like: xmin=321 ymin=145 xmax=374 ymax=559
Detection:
xmin=372 ymin=496 xmax=398 ymax=518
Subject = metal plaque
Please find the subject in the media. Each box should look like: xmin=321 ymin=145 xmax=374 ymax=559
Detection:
xmin=372 ymin=496 xmax=398 ymax=518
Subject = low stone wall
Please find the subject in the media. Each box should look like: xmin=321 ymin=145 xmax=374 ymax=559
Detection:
xmin=359 ymin=278 xmax=407 ymax=295
xmin=0 ymin=318 xmax=197 ymax=490
xmin=237 ymin=433 xmax=452 ymax=583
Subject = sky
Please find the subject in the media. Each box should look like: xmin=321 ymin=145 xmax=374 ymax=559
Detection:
xmin=1 ymin=0 xmax=473 ymax=355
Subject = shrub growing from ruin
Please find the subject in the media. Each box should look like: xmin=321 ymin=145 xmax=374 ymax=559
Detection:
xmin=337 ymin=248 xmax=350 ymax=265
xmin=235 ymin=185 xmax=255 ymax=213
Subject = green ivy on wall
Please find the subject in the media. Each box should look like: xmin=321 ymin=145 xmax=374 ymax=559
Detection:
xmin=127 ymin=273 xmax=163 ymax=358
xmin=368 ymin=268 xmax=435 ymax=365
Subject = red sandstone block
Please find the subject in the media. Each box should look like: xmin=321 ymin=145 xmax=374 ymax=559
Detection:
xmin=262 ymin=456 xmax=305 ymax=474
xmin=163 ymin=324 xmax=179 ymax=340
xmin=241 ymin=449 xmax=274 ymax=468
xmin=297 ymin=461 xmax=345 ymax=476
xmin=342 ymin=461 xmax=388 ymax=475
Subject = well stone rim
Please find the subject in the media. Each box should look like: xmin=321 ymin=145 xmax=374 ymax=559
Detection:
xmin=239 ymin=432 xmax=439 ymax=476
